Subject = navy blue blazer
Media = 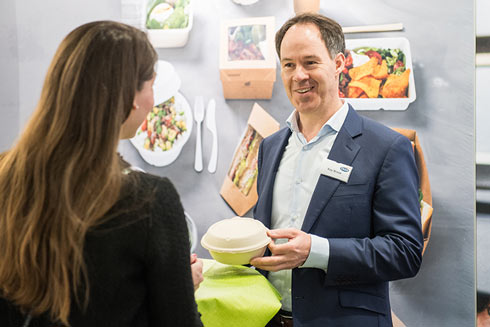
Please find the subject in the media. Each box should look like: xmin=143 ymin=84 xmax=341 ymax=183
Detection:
xmin=253 ymin=105 xmax=423 ymax=327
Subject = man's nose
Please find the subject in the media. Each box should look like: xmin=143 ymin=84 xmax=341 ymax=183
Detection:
xmin=293 ymin=65 xmax=309 ymax=82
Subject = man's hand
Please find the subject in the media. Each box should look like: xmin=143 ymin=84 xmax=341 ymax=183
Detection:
xmin=250 ymin=228 xmax=311 ymax=272
xmin=190 ymin=253 xmax=203 ymax=291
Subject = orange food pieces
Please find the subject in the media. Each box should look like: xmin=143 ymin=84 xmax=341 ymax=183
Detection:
xmin=380 ymin=69 xmax=411 ymax=98
xmin=372 ymin=60 xmax=388 ymax=79
xmin=347 ymin=86 xmax=364 ymax=98
xmin=346 ymin=55 xmax=409 ymax=99
xmin=349 ymin=76 xmax=382 ymax=98
xmin=348 ymin=57 xmax=378 ymax=81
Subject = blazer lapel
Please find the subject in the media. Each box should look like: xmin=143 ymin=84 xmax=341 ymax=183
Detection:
xmin=256 ymin=128 xmax=291 ymax=228
xmin=301 ymin=106 xmax=363 ymax=233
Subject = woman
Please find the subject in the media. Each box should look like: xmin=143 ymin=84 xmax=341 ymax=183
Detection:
xmin=0 ymin=21 xmax=203 ymax=326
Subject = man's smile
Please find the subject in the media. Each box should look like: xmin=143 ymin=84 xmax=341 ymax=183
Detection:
xmin=295 ymin=86 xmax=314 ymax=94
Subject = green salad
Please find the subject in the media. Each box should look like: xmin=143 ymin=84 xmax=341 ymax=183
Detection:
xmin=353 ymin=47 xmax=406 ymax=75
xmin=146 ymin=0 xmax=190 ymax=30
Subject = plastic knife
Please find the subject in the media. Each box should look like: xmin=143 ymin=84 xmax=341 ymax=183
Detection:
xmin=205 ymin=98 xmax=218 ymax=173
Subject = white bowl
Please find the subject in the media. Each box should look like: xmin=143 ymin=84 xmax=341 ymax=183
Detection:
xmin=201 ymin=217 xmax=271 ymax=265
xmin=153 ymin=60 xmax=181 ymax=104
xmin=130 ymin=91 xmax=193 ymax=167
xmin=146 ymin=2 xmax=193 ymax=48
xmin=231 ymin=0 xmax=260 ymax=4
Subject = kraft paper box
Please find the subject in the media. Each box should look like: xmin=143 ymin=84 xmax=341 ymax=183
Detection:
xmin=219 ymin=16 xmax=276 ymax=99
xmin=220 ymin=103 xmax=279 ymax=216
xmin=391 ymin=128 xmax=432 ymax=327
xmin=393 ymin=128 xmax=433 ymax=255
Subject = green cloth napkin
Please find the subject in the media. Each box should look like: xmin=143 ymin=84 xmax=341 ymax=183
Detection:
xmin=195 ymin=259 xmax=282 ymax=327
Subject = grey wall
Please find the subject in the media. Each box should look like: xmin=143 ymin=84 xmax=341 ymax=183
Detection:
xmin=476 ymin=0 xmax=490 ymax=301
xmin=14 ymin=1 xmax=122 ymax=128
xmin=476 ymin=0 xmax=490 ymax=156
xmin=0 ymin=0 xmax=19 ymax=152
xmin=0 ymin=0 xmax=475 ymax=326
xmin=477 ymin=67 xmax=490 ymax=154
xmin=478 ymin=214 xmax=490 ymax=294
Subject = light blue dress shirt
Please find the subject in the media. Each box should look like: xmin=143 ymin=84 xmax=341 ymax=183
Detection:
xmin=268 ymin=101 xmax=349 ymax=312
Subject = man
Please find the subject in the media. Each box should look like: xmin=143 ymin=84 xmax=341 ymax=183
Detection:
xmin=478 ymin=292 xmax=490 ymax=327
xmin=250 ymin=13 xmax=423 ymax=327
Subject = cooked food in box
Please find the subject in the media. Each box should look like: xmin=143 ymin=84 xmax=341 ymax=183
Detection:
xmin=228 ymin=126 xmax=262 ymax=196
xmin=339 ymin=46 xmax=410 ymax=99
xmin=139 ymin=96 xmax=187 ymax=151
xmin=228 ymin=24 xmax=266 ymax=61
xmin=146 ymin=0 xmax=190 ymax=30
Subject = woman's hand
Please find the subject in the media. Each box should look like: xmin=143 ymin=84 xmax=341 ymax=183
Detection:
xmin=190 ymin=253 xmax=203 ymax=291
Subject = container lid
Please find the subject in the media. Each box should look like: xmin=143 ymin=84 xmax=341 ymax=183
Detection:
xmin=153 ymin=60 xmax=181 ymax=105
xmin=201 ymin=217 xmax=271 ymax=253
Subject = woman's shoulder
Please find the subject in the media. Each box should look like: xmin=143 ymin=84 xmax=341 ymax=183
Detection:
xmin=94 ymin=171 xmax=182 ymax=231
xmin=124 ymin=171 xmax=179 ymax=203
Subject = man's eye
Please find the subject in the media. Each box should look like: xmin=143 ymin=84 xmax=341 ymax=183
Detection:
xmin=306 ymin=61 xmax=317 ymax=66
xmin=283 ymin=63 xmax=293 ymax=68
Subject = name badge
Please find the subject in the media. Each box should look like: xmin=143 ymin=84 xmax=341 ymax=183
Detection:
xmin=320 ymin=158 xmax=353 ymax=183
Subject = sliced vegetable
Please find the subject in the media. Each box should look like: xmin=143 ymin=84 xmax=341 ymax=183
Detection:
xmin=140 ymin=96 xmax=186 ymax=151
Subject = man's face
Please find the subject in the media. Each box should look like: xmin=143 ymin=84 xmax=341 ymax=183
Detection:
xmin=478 ymin=306 xmax=490 ymax=327
xmin=279 ymin=23 xmax=344 ymax=115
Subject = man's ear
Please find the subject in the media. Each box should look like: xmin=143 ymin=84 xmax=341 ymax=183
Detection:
xmin=334 ymin=52 xmax=346 ymax=76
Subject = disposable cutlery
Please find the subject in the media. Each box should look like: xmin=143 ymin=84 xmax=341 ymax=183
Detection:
xmin=193 ymin=96 xmax=204 ymax=172
xmin=206 ymin=99 xmax=218 ymax=173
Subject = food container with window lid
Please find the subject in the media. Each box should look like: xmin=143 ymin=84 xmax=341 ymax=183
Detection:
xmin=201 ymin=217 xmax=271 ymax=265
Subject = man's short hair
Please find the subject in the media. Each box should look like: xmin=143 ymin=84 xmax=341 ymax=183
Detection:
xmin=275 ymin=13 xmax=345 ymax=60
xmin=478 ymin=292 xmax=490 ymax=313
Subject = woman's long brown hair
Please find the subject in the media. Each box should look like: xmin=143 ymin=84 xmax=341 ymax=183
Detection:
xmin=0 ymin=21 xmax=157 ymax=325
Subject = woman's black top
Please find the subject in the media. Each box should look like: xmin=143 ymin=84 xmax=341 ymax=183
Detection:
xmin=0 ymin=172 xmax=202 ymax=327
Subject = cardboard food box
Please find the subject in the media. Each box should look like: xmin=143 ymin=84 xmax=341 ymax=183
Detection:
xmin=220 ymin=103 xmax=279 ymax=216
xmin=219 ymin=17 xmax=276 ymax=99
xmin=391 ymin=128 xmax=432 ymax=327
xmin=393 ymin=128 xmax=433 ymax=255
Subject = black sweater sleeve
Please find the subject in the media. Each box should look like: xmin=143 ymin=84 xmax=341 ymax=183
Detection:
xmin=144 ymin=177 xmax=202 ymax=327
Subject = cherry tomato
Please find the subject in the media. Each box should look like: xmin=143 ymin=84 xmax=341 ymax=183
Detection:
xmin=365 ymin=50 xmax=382 ymax=64
xmin=345 ymin=54 xmax=353 ymax=67
xmin=394 ymin=60 xmax=405 ymax=71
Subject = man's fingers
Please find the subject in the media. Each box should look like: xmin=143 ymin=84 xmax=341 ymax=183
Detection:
xmin=250 ymin=255 xmax=292 ymax=272
xmin=251 ymin=254 xmax=283 ymax=267
xmin=267 ymin=228 xmax=299 ymax=240
xmin=268 ymin=239 xmax=293 ymax=255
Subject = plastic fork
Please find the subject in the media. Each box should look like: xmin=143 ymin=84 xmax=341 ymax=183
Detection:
xmin=193 ymin=96 xmax=205 ymax=172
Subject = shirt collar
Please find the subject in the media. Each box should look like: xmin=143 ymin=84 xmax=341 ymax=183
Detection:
xmin=286 ymin=101 xmax=349 ymax=139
